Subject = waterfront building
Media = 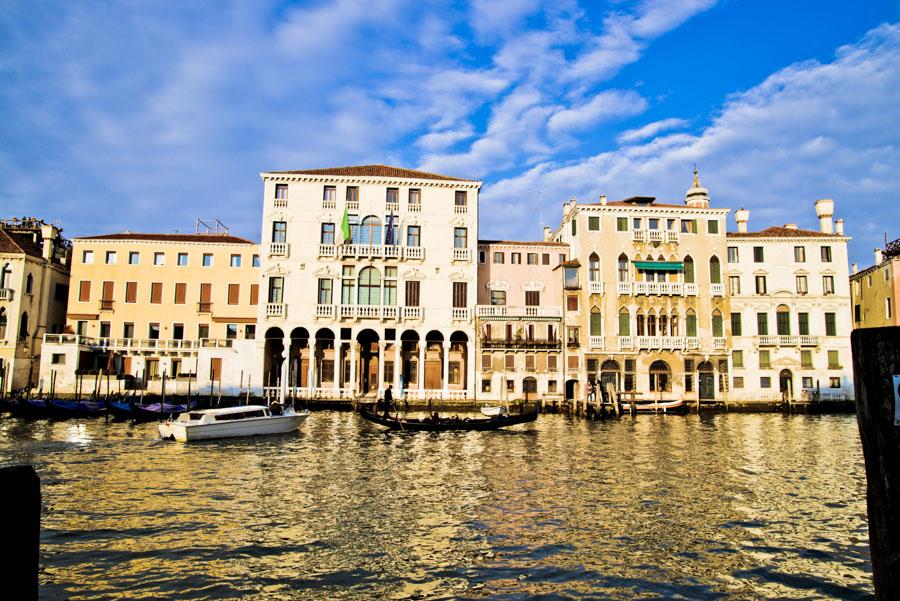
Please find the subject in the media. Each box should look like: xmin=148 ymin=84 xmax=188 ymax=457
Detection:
xmin=257 ymin=165 xmax=481 ymax=400
xmin=850 ymin=238 xmax=899 ymax=329
xmin=550 ymin=172 xmax=731 ymax=403
xmin=727 ymin=200 xmax=854 ymax=401
xmin=475 ymin=240 xmax=567 ymax=403
xmin=0 ymin=218 xmax=71 ymax=392
xmin=40 ymin=230 xmax=260 ymax=395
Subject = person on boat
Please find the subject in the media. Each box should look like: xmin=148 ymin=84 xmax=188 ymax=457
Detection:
xmin=383 ymin=385 xmax=393 ymax=417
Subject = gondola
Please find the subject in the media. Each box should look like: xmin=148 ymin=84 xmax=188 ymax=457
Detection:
xmin=619 ymin=398 xmax=687 ymax=414
xmin=106 ymin=399 xmax=135 ymax=420
xmin=131 ymin=400 xmax=198 ymax=422
xmin=48 ymin=398 xmax=107 ymax=418
xmin=14 ymin=397 xmax=53 ymax=418
xmin=359 ymin=405 xmax=539 ymax=432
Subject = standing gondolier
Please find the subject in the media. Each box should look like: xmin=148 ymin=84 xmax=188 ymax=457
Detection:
xmin=383 ymin=384 xmax=393 ymax=417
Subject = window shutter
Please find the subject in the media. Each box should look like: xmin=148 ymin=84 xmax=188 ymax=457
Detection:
xmin=125 ymin=282 xmax=137 ymax=303
xmin=174 ymin=283 xmax=186 ymax=304
xmin=79 ymin=281 xmax=91 ymax=302
xmin=250 ymin=284 xmax=259 ymax=305
xmin=228 ymin=283 xmax=240 ymax=305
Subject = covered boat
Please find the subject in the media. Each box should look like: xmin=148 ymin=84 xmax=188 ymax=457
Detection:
xmin=132 ymin=400 xmax=198 ymax=422
xmin=619 ymin=399 xmax=686 ymax=414
xmin=48 ymin=399 xmax=107 ymax=418
xmin=158 ymin=405 xmax=309 ymax=442
xmin=359 ymin=405 xmax=539 ymax=431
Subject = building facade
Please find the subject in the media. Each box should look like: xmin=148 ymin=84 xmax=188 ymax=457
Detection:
xmin=475 ymin=240 xmax=567 ymax=402
xmin=850 ymin=240 xmax=899 ymax=329
xmin=40 ymin=232 xmax=260 ymax=395
xmin=551 ymin=172 xmax=731 ymax=403
xmin=0 ymin=218 xmax=71 ymax=392
xmin=727 ymin=200 xmax=854 ymax=400
xmin=257 ymin=165 xmax=480 ymax=401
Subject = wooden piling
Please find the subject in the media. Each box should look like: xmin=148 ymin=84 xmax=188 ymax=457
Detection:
xmin=851 ymin=326 xmax=900 ymax=601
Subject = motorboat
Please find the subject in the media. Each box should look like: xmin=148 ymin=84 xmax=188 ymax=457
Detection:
xmin=619 ymin=398 xmax=687 ymax=414
xmin=360 ymin=404 xmax=539 ymax=432
xmin=480 ymin=406 xmax=508 ymax=417
xmin=158 ymin=404 xmax=309 ymax=442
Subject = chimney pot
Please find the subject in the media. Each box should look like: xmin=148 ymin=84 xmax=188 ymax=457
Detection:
xmin=875 ymin=248 xmax=884 ymax=265
xmin=599 ymin=195 xmax=607 ymax=206
xmin=784 ymin=223 xmax=798 ymax=230
xmin=835 ymin=218 xmax=844 ymax=235
xmin=815 ymin=198 xmax=835 ymax=234
xmin=852 ymin=262 xmax=858 ymax=274
xmin=734 ymin=208 xmax=750 ymax=234
xmin=543 ymin=226 xmax=551 ymax=241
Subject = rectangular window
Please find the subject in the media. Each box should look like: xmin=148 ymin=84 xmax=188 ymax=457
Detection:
xmin=125 ymin=281 xmax=137 ymax=303
xmin=76 ymin=320 xmax=87 ymax=335
xmin=564 ymin=266 xmax=578 ymax=289
xmin=829 ymin=377 xmax=841 ymax=389
xmin=823 ymin=275 xmax=834 ymax=295
xmin=123 ymin=322 xmax=134 ymax=339
xmin=148 ymin=323 xmax=160 ymax=340
xmin=588 ymin=216 xmax=600 ymax=231
xmin=454 ymin=227 xmax=467 ymax=248
xmin=272 ymin=221 xmax=287 ymax=243
xmin=794 ymin=246 xmax=806 ymax=262
xmin=681 ymin=219 xmax=697 ymax=234
xmin=478 ymin=250 xmax=486 ymax=263
xmin=760 ymin=377 xmax=771 ymax=389
xmin=323 ymin=186 xmax=336 ymax=202
xmin=405 ymin=281 xmax=420 ymax=307
xmin=820 ymin=246 xmax=832 ymax=262
xmin=318 ymin=279 xmax=333 ymax=305
xmin=406 ymin=226 xmax=421 ymax=247
xmin=567 ymin=327 xmax=579 ymax=345
xmin=408 ymin=189 xmax=420 ymax=205
xmin=174 ymin=282 xmax=186 ymax=304
xmin=617 ymin=217 xmax=627 ymax=231
xmin=648 ymin=218 xmax=659 ymax=231
xmin=854 ymin=304 xmax=861 ymax=322
xmin=618 ymin=311 xmax=630 ymax=336
xmin=153 ymin=252 xmax=165 ymax=266
xmin=526 ymin=252 xmax=537 ymax=265
xmin=731 ymin=312 xmax=742 ymax=336
xmin=542 ymin=253 xmax=550 ymax=265
xmin=383 ymin=267 xmax=397 ymax=306
xmin=320 ymin=223 xmax=335 ymax=245
xmin=198 ymin=323 xmax=209 ymax=339
xmin=801 ymin=350 xmax=813 ymax=369
xmin=493 ymin=252 xmax=504 ymax=264
xmin=707 ymin=219 xmax=719 ymax=234
xmin=796 ymin=275 xmax=808 ymax=294
xmin=633 ymin=217 xmax=642 ymax=230
xmin=825 ymin=312 xmax=836 ymax=336
xmin=275 ymin=183 xmax=288 ymax=199
xmin=753 ymin=247 xmax=764 ymax=262
xmin=887 ymin=298 xmax=893 ymax=319
xmin=250 ymin=283 xmax=259 ymax=306
xmin=82 ymin=250 xmax=94 ymax=264
xmin=345 ymin=186 xmax=358 ymax=203
xmin=777 ymin=310 xmax=791 ymax=335
xmin=452 ymin=282 xmax=467 ymax=308
xmin=755 ymin=275 xmax=767 ymax=295
xmin=481 ymin=379 xmax=491 ymax=393
xmin=525 ymin=291 xmax=540 ymax=306
xmin=732 ymin=350 xmax=744 ymax=368
xmin=547 ymin=355 xmax=558 ymax=371
xmin=828 ymin=350 xmax=840 ymax=369
xmin=511 ymin=252 xmax=521 ymax=264
xmin=733 ymin=376 xmax=744 ymax=389
xmin=455 ymin=190 xmax=467 ymax=206
xmin=227 ymin=283 xmax=240 ymax=305
xmin=759 ymin=350 xmax=771 ymax=369
xmin=99 ymin=321 xmax=110 ymax=338
xmin=386 ymin=188 xmax=399 ymax=204
xmin=150 ymin=282 xmax=162 ymax=304
xmin=128 ymin=251 xmax=140 ymax=265
xmin=481 ymin=353 xmax=491 ymax=371
xmin=490 ymin=290 xmax=506 ymax=305
xmin=798 ymin=312 xmax=809 ymax=336
xmin=727 ymin=247 xmax=739 ymax=263
xmin=802 ymin=376 xmax=813 ymax=389
xmin=230 ymin=254 xmax=241 ymax=268
xmin=172 ymin=323 xmax=184 ymax=340
xmin=505 ymin=354 xmax=515 ymax=370
xmin=226 ymin=324 xmax=238 ymax=340
xmin=177 ymin=252 xmax=188 ymax=266
xmin=567 ymin=295 xmax=578 ymax=311
xmin=78 ymin=280 xmax=91 ymax=302
xmin=757 ymin=312 xmax=768 ymax=336
xmin=245 ymin=324 xmax=256 ymax=340
xmin=571 ymin=219 xmax=577 ymax=236
xmin=252 ymin=254 xmax=260 ymax=268
xmin=202 ymin=253 xmax=213 ymax=267
xmin=567 ymin=355 xmax=579 ymax=369
xmin=729 ymin=276 xmax=741 ymax=296
xmin=268 ymin=277 xmax=284 ymax=304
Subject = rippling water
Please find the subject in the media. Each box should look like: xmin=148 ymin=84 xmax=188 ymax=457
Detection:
xmin=0 ymin=412 xmax=872 ymax=600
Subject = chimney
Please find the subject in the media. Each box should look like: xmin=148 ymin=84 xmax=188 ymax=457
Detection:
xmin=835 ymin=218 xmax=844 ymax=235
xmin=40 ymin=223 xmax=58 ymax=261
xmin=852 ymin=262 xmax=858 ymax=274
xmin=543 ymin=226 xmax=552 ymax=241
xmin=734 ymin=208 xmax=750 ymax=233
xmin=784 ymin=223 xmax=798 ymax=230
xmin=599 ymin=195 xmax=607 ymax=206
xmin=815 ymin=199 xmax=834 ymax=234
xmin=875 ymin=248 xmax=884 ymax=265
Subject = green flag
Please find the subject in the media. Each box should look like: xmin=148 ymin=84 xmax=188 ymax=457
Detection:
xmin=340 ymin=205 xmax=351 ymax=243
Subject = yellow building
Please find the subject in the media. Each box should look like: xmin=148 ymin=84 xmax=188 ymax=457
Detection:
xmin=0 ymin=218 xmax=71 ymax=393
xmin=41 ymin=232 xmax=260 ymax=394
xmin=850 ymin=240 xmax=900 ymax=329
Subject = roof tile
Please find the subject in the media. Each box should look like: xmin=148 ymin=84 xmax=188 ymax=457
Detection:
xmin=268 ymin=164 xmax=477 ymax=182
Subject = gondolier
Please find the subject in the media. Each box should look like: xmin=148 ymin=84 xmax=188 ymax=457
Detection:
xmin=383 ymin=384 xmax=394 ymax=417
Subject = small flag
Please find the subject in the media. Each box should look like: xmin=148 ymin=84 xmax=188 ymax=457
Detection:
xmin=340 ymin=205 xmax=351 ymax=243
xmin=385 ymin=212 xmax=395 ymax=245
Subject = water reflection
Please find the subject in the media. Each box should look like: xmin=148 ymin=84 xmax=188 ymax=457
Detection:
xmin=0 ymin=412 xmax=872 ymax=600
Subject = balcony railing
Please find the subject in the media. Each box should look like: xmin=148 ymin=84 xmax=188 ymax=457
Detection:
xmin=713 ymin=337 xmax=727 ymax=351
xmin=318 ymin=244 xmax=336 ymax=257
xmin=648 ymin=229 xmax=664 ymax=242
xmin=266 ymin=303 xmax=285 ymax=317
xmin=452 ymin=248 xmax=471 ymax=262
xmin=684 ymin=283 xmax=699 ymax=296
xmin=800 ymin=335 xmax=819 ymax=346
xmin=475 ymin=305 xmax=562 ymax=318
xmin=685 ymin=337 xmax=701 ymax=350
xmin=631 ymin=229 xmax=679 ymax=243
xmin=42 ymin=334 xmax=234 ymax=352
xmin=632 ymin=229 xmax=646 ymax=242
xmin=757 ymin=335 xmax=820 ymax=347
xmin=386 ymin=202 xmax=399 ymax=213
xmin=99 ymin=299 xmax=114 ymax=311
xmin=336 ymin=244 xmax=420 ymax=260
xmin=481 ymin=337 xmax=560 ymax=350
xmin=633 ymin=281 xmax=683 ymax=296
xmin=335 ymin=305 xmax=403 ymax=320
xmin=346 ymin=201 xmax=359 ymax=211
xmin=636 ymin=336 xmax=686 ymax=350
xmin=268 ymin=243 xmax=289 ymax=257
xmin=589 ymin=335 xmax=604 ymax=349
xmin=274 ymin=198 xmax=288 ymax=208
xmin=666 ymin=230 xmax=679 ymax=243
xmin=0 ymin=288 xmax=14 ymax=301
xmin=404 ymin=246 xmax=423 ymax=260
xmin=402 ymin=306 xmax=423 ymax=319
xmin=710 ymin=283 xmax=725 ymax=297
xmin=454 ymin=204 xmax=467 ymax=214
xmin=588 ymin=281 xmax=604 ymax=295
xmin=452 ymin=308 xmax=470 ymax=321
xmin=408 ymin=203 xmax=421 ymax=213
xmin=617 ymin=282 xmax=632 ymax=295
xmin=197 ymin=302 xmax=212 ymax=313
xmin=322 ymin=199 xmax=336 ymax=210
xmin=316 ymin=304 xmax=334 ymax=318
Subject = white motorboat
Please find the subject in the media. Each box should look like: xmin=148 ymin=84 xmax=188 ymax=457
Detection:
xmin=158 ymin=405 xmax=309 ymax=442
xmin=480 ymin=406 xmax=508 ymax=417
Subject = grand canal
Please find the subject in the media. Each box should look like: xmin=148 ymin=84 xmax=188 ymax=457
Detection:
xmin=0 ymin=412 xmax=872 ymax=600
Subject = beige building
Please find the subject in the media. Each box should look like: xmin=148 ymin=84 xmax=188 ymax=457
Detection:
xmin=475 ymin=240 xmax=567 ymax=402
xmin=0 ymin=218 xmax=71 ymax=392
xmin=40 ymin=231 xmax=260 ymax=395
xmin=551 ymin=171 xmax=731 ymax=402
xmin=850 ymin=240 xmax=899 ymax=329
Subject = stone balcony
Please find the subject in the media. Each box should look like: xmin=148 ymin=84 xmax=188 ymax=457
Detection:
xmin=317 ymin=304 xmax=421 ymax=321
xmin=268 ymin=243 xmax=290 ymax=258
xmin=631 ymin=229 xmax=679 ymax=243
xmin=617 ymin=281 xmax=699 ymax=296
xmin=710 ymin=283 xmax=726 ymax=297
xmin=319 ymin=244 xmax=424 ymax=260
xmin=588 ymin=281 xmax=604 ymax=295
xmin=451 ymin=308 xmax=471 ymax=321
xmin=589 ymin=335 xmax=604 ymax=349
xmin=756 ymin=335 xmax=820 ymax=347
xmin=274 ymin=198 xmax=288 ymax=208
xmin=618 ymin=335 xmax=702 ymax=351
xmin=475 ymin=305 xmax=562 ymax=318
xmin=454 ymin=204 xmax=468 ymax=214
xmin=452 ymin=248 xmax=471 ymax=262
xmin=266 ymin=303 xmax=285 ymax=318
xmin=42 ymin=334 xmax=233 ymax=352
xmin=481 ymin=337 xmax=560 ymax=350
xmin=0 ymin=288 xmax=14 ymax=301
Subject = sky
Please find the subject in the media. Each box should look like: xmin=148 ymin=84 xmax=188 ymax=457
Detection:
xmin=2 ymin=0 xmax=899 ymax=266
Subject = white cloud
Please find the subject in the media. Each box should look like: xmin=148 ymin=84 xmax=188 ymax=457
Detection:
xmin=617 ymin=118 xmax=689 ymax=143
xmin=469 ymin=0 xmax=542 ymax=42
xmin=548 ymin=89 xmax=648 ymax=135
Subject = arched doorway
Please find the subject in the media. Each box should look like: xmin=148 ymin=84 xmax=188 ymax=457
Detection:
xmin=649 ymin=360 xmax=671 ymax=395
xmin=523 ymin=376 xmax=537 ymax=401
xmin=600 ymin=360 xmax=620 ymax=401
xmin=356 ymin=329 xmax=380 ymax=395
xmin=424 ymin=330 xmax=444 ymax=390
xmin=565 ymin=378 xmax=578 ymax=401
xmin=400 ymin=330 xmax=420 ymax=390
xmin=779 ymin=369 xmax=793 ymax=400
xmin=698 ymin=360 xmax=715 ymax=400
xmin=289 ymin=327 xmax=309 ymax=388
xmin=449 ymin=331 xmax=468 ymax=391
xmin=313 ymin=328 xmax=335 ymax=389
xmin=263 ymin=327 xmax=285 ymax=389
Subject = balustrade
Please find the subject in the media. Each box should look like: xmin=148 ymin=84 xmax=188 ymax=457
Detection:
xmin=266 ymin=303 xmax=285 ymax=317
xmin=268 ymin=243 xmax=289 ymax=257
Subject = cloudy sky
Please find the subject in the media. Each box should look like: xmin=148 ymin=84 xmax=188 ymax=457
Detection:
xmin=2 ymin=0 xmax=899 ymax=265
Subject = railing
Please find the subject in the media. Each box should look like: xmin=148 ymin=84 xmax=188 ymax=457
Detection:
xmin=666 ymin=230 xmax=679 ymax=243
xmin=99 ymin=299 xmax=114 ymax=311
xmin=685 ymin=337 xmax=700 ymax=350
xmin=197 ymin=302 xmax=212 ymax=313
xmin=322 ymin=199 xmax=336 ymax=210
xmin=316 ymin=304 xmax=334 ymax=318
xmin=618 ymin=336 xmax=633 ymax=350
xmin=800 ymin=335 xmax=819 ymax=346
xmin=589 ymin=335 xmax=604 ymax=349
xmin=713 ymin=337 xmax=727 ymax=351
xmin=318 ymin=244 xmax=336 ymax=257
xmin=633 ymin=281 xmax=683 ymax=296
xmin=386 ymin=202 xmax=399 ymax=213
xmin=43 ymin=334 xmax=96 ymax=346
xmin=757 ymin=335 xmax=820 ymax=347
xmin=383 ymin=245 xmax=401 ymax=259
xmin=636 ymin=336 xmax=686 ymax=350
xmin=617 ymin=282 xmax=632 ymax=295
xmin=0 ymin=288 xmax=14 ymax=301
xmin=710 ymin=283 xmax=725 ymax=297
xmin=481 ymin=338 xmax=560 ymax=350
xmin=684 ymin=283 xmax=699 ymax=296
xmin=648 ymin=229 xmax=664 ymax=242
xmin=268 ymin=243 xmax=289 ymax=257
xmin=266 ymin=303 xmax=285 ymax=317
xmin=475 ymin=305 xmax=562 ymax=318
xmin=408 ymin=203 xmax=421 ymax=213
xmin=403 ymin=306 xmax=423 ymax=319
xmin=632 ymin=230 xmax=646 ymax=242
xmin=404 ymin=246 xmax=423 ymax=260
xmin=631 ymin=229 xmax=679 ymax=243
xmin=336 ymin=305 xmax=403 ymax=320
xmin=338 ymin=244 xmax=411 ymax=259
xmin=452 ymin=308 xmax=470 ymax=321
xmin=43 ymin=333 xmax=233 ymax=352
xmin=454 ymin=205 xmax=467 ymax=214
xmin=588 ymin=281 xmax=604 ymax=295
xmin=274 ymin=198 xmax=288 ymax=208
xmin=452 ymin=248 xmax=471 ymax=262
xmin=346 ymin=201 xmax=359 ymax=211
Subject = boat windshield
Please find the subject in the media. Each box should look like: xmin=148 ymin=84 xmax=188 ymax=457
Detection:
xmin=214 ymin=410 xmax=267 ymax=421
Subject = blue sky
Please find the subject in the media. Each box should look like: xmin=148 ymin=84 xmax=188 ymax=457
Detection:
xmin=2 ymin=0 xmax=899 ymax=266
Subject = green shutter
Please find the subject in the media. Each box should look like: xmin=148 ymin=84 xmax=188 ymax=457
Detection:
xmin=618 ymin=312 xmax=630 ymax=336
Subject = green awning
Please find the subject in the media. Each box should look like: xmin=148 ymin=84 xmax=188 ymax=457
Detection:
xmin=633 ymin=261 xmax=684 ymax=271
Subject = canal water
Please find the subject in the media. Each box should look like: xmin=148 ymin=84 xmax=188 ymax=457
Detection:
xmin=0 ymin=412 xmax=872 ymax=600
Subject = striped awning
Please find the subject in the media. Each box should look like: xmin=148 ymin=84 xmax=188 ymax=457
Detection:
xmin=633 ymin=261 xmax=684 ymax=271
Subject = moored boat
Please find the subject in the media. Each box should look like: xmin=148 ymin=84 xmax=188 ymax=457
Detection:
xmin=619 ymin=398 xmax=686 ymax=414
xmin=360 ymin=404 xmax=539 ymax=431
xmin=132 ymin=400 xmax=198 ymax=422
xmin=48 ymin=398 xmax=107 ymax=418
xmin=158 ymin=404 xmax=309 ymax=442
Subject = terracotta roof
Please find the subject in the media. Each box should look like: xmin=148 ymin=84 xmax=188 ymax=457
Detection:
xmin=77 ymin=233 xmax=255 ymax=244
xmin=583 ymin=200 xmax=719 ymax=210
xmin=268 ymin=164 xmax=477 ymax=182
xmin=727 ymin=226 xmax=843 ymax=239
xmin=478 ymin=239 xmax=568 ymax=247
xmin=0 ymin=229 xmax=44 ymax=259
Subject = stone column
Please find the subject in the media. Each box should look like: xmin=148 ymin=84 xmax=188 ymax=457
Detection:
xmin=417 ymin=341 xmax=425 ymax=396
xmin=393 ymin=342 xmax=401 ymax=394
xmin=442 ymin=340 xmax=450 ymax=398
xmin=332 ymin=342 xmax=340 ymax=398
xmin=349 ymin=337 xmax=357 ymax=397
xmin=279 ymin=337 xmax=290 ymax=405
xmin=466 ymin=341 xmax=475 ymax=401
xmin=377 ymin=337 xmax=385 ymax=397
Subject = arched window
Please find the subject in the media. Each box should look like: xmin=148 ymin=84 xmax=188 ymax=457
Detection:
xmin=506 ymin=323 xmax=514 ymax=340
xmin=25 ymin=273 xmax=34 ymax=294
xmin=648 ymin=312 xmax=657 ymax=336
xmin=670 ymin=312 xmax=679 ymax=336
xmin=0 ymin=308 xmax=6 ymax=339
xmin=526 ymin=323 xmax=535 ymax=341
xmin=709 ymin=256 xmax=721 ymax=284
xmin=589 ymin=306 xmax=602 ymax=336
xmin=19 ymin=312 xmax=28 ymax=341
xmin=636 ymin=313 xmax=645 ymax=336
xmin=776 ymin=304 xmax=791 ymax=336
xmin=649 ymin=360 xmax=671 ymax=392
xmin=483 ymin=323 xmax=492 ymax=340
xmin=618 ymin=308 xmax=630 ymax=336
xmin=547 ymin=323 xmax=557 ymax=341
xmin=683 ymin=256 xmax=695 ymax=283
xmin=589 ymin=253 xmax=600 ymax=282
xmin=358 ymin=216 xmax=382 ymax=245
xmin=685 ymin=309 xmax=697 ymax=337
xmin=712 ymin=309 xmax=723 ymax=337
xmin=659 ymin=314 xmax=668 ymax=337
xmin=617 ymin=254 xmax=629 ymax=282
xmin=357 ymin=267 xmax=381 ymax=305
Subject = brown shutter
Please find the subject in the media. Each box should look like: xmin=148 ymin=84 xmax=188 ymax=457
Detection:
xmin=174 ymin=283 xmax=186 ymax=304
xmin=209 ymin=357 xmax=222 ymax=382
xmin=200 ymin=283 xmax=211 ymax=302
xmin=452 ymin=282 xmax=467 ymax=308
xmin=227 ymin=283 xmax=240 ymax=305
xmin=125 ymin=282 xmax=137 ymax=303
xmin=250 ymin=284 xmax=259 ymax=305
xmin=405 ymin=281 xmax=419 ymax=307
xmin=101 ymin=281 xmax=114 ymax=301
xmin=78 ymin=281 xmax=91 ymax=302
xmin=150 ymin=282 xmax=162 ymax=304
xmin=122 ymin=356 xmax=132 ymax=376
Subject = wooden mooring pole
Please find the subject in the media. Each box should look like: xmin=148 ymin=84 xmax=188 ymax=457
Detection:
xmin=851 ymin=326 xmax=900 ymax=601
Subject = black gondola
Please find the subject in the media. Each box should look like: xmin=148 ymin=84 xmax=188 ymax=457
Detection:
xmin=359 ymin=404 xmax=539 ymax=431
